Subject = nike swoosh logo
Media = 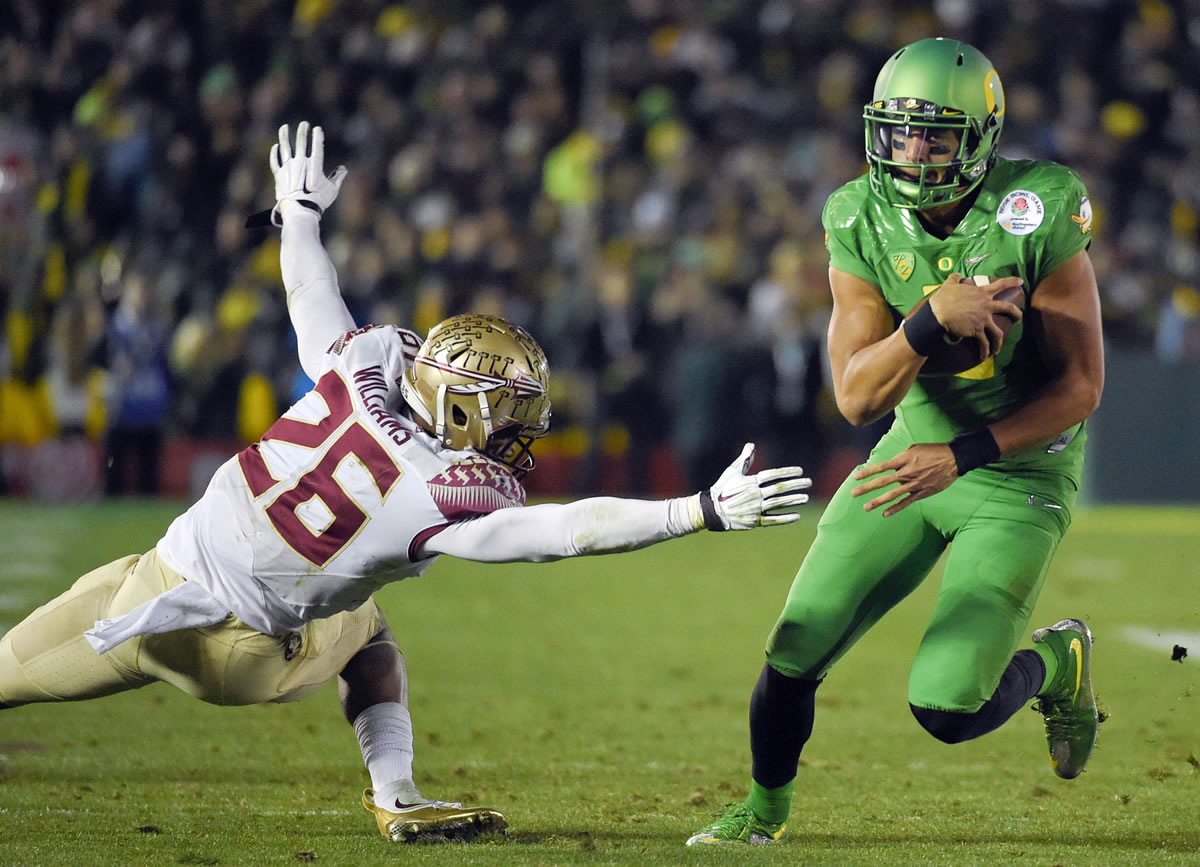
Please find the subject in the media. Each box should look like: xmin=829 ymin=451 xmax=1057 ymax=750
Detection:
xmin=1026 ymin=495 xmax=1062 ymax=510
xmin=1069 ymin=637 xmax=1083 ymax=700
xmin=718 ymin=493 xmax=736 ymax=502
xmin=965 ymin=252 xmax=993 ymax=266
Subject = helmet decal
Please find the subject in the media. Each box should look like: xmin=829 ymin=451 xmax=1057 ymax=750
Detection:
xmin=984 ymin=69 xmax=1005 ymax=117
xmin=414 ymin=355 xmax=547 ymax=398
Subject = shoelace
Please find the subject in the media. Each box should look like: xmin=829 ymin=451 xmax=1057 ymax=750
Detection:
xmin=393 ymin=797 xmax=464 ymax=811
xmin=705 ymin=803 xmax=759 ymax=834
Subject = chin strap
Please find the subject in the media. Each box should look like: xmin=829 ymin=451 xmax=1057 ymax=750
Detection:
xmin=433 ymin=384 xmax=448 ymax=441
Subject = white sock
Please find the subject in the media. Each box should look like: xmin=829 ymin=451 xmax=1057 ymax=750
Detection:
xmin=353 ymin=702 xmax=414 ymax=801
xmin=373 ymin=777 xmax=427 ymax=809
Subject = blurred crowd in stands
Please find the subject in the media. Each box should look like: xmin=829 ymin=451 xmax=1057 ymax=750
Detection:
xmin=1 ymin=0 xmax=1198 ymax=498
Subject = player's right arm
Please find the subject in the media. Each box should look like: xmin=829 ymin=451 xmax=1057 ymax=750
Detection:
xmin=828 ymin=268 xmax=1023 ymax=426
xmin=827 ymin=266 xmax=927 ymax=425
xmin=280 ymin=206 xmax=355 ymax=379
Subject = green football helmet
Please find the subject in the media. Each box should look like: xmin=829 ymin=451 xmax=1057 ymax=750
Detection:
xmin=864 ymin=38 xmax=1005 ymax=210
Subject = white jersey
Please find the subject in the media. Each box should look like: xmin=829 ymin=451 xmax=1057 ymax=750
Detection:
xmin=85 ymin=206 xmax=705 ymax=654
xmin=157 ymin=325 xmax=526 ymax=635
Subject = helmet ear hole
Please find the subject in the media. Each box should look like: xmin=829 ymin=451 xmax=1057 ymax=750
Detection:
xmin=452 ymin=404 xmax=468 ymax=425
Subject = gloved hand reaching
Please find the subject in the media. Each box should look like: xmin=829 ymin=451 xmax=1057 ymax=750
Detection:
xmin=697 ymin=443 xmax=812 ymax=531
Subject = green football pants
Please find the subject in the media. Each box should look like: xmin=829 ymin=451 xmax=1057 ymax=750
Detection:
xmin=766 ymin=427 xmax=1077 ymax=712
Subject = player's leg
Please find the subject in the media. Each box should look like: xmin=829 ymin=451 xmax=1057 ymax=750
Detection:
xmin=136 ymin=574 xmax=378 ymax=705
xmin=688 ymin=443 xmax=947 ymax=846
xmin=339 ymin=618 xmax=413 ymax=801
xmin=907 ymin=481 xmax=1063 ymax=730
xmin=907 ymin=478 xmax=1097 ymax=775
xmin=341 ymin=615 xmax=506 ymax=843
xmin=0 ymin=554 xmax=154 ymax=708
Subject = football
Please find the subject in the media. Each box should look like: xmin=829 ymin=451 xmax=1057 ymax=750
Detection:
xmin=908 ymin=283 xmax=1024 ymax=376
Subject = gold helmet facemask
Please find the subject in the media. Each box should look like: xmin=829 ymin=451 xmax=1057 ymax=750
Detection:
xmin=400 ymin=313 xmax=551 ymax=478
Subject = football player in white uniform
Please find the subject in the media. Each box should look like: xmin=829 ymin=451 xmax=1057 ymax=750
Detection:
xmin=0 ymin=123 xmax=813 ymax=844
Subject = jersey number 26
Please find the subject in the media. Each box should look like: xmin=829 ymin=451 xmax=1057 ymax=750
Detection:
xmin=237 ymin=371 xmax=402 ymax=566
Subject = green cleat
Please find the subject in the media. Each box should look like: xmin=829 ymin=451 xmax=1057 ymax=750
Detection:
xmin=1032 ymin=618 xmax=1099 ymax=780
xmin=686 ymin=803 xmax=787 ymax=847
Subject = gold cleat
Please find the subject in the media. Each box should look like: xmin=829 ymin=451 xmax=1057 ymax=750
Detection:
xmin=361 ymin=788 xmax=508 ymax=843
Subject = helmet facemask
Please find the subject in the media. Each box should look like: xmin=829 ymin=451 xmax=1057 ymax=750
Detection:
xmin=865 ymin=99 xmax=999 ymax=209
xmin=401 ymin=313 xmax=551 ymax=479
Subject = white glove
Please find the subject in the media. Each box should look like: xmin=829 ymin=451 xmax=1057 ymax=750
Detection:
xmin=697 ymin=443 xmax=811 ymax=531
xmin=267 ymin=121 xmax=347 ymax=226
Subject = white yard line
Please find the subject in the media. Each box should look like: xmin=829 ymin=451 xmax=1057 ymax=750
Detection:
xmin=1118 ymin=626 xmax=1200 ymax=653
xmin=0 ymin=807 xmax=355 ymax=816
xmin=0 ymin=591 xmax=43 ymax=608
xmin=0 ymin=562 xmax=52 ymax=579
xmin=1061 ymin=557 xmax=1123 ymax=581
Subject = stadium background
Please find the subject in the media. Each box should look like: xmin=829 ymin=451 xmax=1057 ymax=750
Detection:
xmin=0 ymin=0 xmax=1198 ymax=503
xmin=1 ymin=4 xmax=1199 ymax=863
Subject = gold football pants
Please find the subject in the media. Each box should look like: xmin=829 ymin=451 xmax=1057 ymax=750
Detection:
xmin=0 ymin=548 xmax=381 ymax=708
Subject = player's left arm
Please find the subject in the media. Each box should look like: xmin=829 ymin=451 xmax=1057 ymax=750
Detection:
xmin=851 ymin=250 xmax=1102 ymax=516
xmin=417 ymin=444 xmax=811 ymax=563
xmin=983 ymin=248 xmax=1104 ymax=454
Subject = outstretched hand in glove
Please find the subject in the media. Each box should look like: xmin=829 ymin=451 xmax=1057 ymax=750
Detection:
xmin=697 ymin=443 xmax=812 ymax=531
xmin=247 ymin=121 xmax=347 ymax=228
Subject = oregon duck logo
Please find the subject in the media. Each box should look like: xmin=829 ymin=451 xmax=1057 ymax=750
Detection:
xmin=1071 ymin=196 xmax=1093 ymax=234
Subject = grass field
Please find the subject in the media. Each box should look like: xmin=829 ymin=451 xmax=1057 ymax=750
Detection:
xmin=1 ymin=498 xmax=1198 ymax=865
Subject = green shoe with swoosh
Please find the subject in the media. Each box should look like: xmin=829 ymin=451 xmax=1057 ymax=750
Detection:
xmin=686 ymin=802 xmax=787 ymax=846
xmin=1032 ymin=619 xmax=1098 ymax=780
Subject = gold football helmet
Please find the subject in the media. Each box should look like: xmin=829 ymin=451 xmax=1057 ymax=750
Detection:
xmin=400 ymin=313 xmax=551 ymax=477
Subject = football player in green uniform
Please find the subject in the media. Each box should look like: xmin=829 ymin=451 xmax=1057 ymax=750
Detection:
xmin=688 ymin=37 xmax=1104 ymax=846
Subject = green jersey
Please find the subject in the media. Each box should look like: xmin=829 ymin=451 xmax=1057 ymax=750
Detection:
xmin=822 ymin=156 xmax=1094 ymax=483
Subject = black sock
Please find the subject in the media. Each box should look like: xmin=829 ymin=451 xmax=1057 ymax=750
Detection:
xmin=749 ymin=662 xmax=821 ymax=788
xmin=910 ymin=649 xmax=1046 ymax=744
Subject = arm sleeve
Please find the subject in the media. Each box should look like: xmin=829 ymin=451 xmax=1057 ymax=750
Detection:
xmin=420 ymin=496 xmax=704 ymax=563
xmin=279 ymin=202 xmax=356 ymax=380
xmin=825 ymin=228 xmax=878 ymax=286
xmin=1038 ymin=169 xmax=1093 ymax=278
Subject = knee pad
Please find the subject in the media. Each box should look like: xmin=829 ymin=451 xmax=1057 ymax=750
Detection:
xmin=910 ymin=704 xmax=974 ymax=745
xmin=765 ymin=613 xmax=845 ymax=680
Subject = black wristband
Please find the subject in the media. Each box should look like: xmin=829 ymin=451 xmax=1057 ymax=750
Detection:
xmin=244 ymin=199 xmax=323 ymax=229
xmin=902 ymin=302 xmax=947 ymax=357
xmin=698 ymin=489 xmax=726 ymax=531
xmin=244 ymin=207 xmax=274 ymax=229
xmin=948 ymin=428 xmax=1000 ymax=476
